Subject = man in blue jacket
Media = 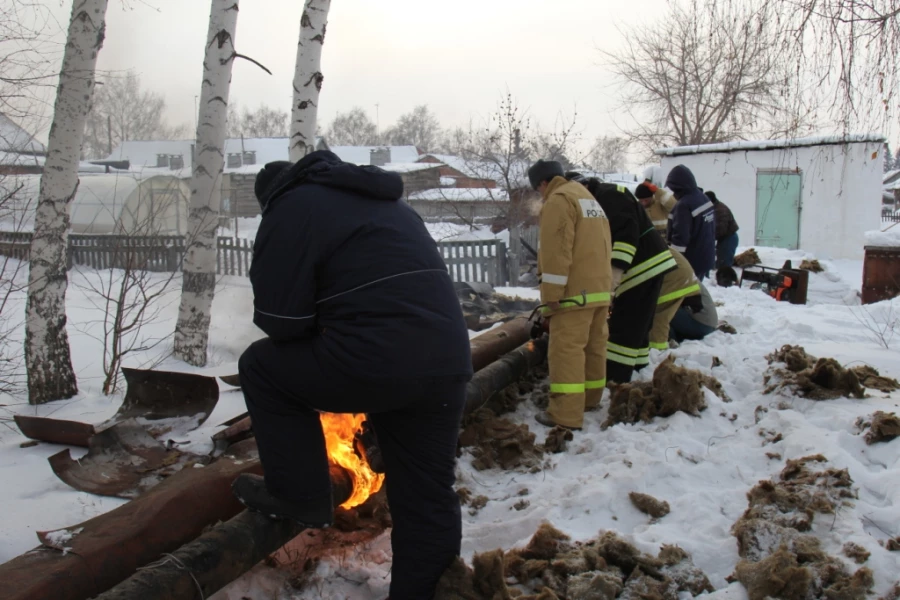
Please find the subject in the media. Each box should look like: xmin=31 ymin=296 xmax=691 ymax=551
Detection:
xmin=665 ymin=165 xmax=716 ymax=280
xmin=232 ymin=151 xmax=473 ymax=599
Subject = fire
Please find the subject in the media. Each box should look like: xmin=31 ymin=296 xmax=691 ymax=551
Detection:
xmin=319 ymin=413 xmax=385 ymax=509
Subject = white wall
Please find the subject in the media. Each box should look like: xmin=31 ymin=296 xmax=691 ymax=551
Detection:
xmin=658 ymin=141 xmax=883 ymax=259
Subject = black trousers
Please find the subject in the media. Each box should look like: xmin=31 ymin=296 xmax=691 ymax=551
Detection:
xmin=239 ymin=338 xmax=466 ymax=600
xmin=607 ymin=275 xmax=664 ymax=384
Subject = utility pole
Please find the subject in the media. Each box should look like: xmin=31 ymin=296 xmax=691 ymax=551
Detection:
xmin=375 ymin=103 xmax=380 ymax=134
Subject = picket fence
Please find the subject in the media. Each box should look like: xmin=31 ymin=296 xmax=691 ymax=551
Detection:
xmin=0 ymin=232 xmax=510 ymax=285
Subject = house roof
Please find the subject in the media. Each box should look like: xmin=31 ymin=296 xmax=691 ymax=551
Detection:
xmin=0 ymin=151 xmax=108 ymax=173
xmin=883 ymin=169 xmax=900 ymax=189
xmin=381 ymin=162 xmax=441 ymax=174
xmin=408 ymin=188 xmax=509 ymax=202
xmin=654 ymin=133 xmax=886 ymax=157
xmin=0 ymin=113 xmax=46 ymax=155
xmin=328 ymin=145 xmax=420 ymax=165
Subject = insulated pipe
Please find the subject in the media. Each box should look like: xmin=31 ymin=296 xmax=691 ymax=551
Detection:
xmin=93 ymin=464 xmax=353 ymax=600
xmin=213 ymin=315 xmax=535 ymax=446
xmin=89 ymin=338 xmax=549 ymax=600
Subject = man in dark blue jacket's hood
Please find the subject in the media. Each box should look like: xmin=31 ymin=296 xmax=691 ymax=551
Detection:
xmin=664 ymin=164 xmax=716 ymax=280
xmin=232 ymin=150 xmax=472 ymax=599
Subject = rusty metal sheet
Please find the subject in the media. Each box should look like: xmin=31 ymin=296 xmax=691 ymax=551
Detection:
xmin=0 ymin=440 xmax=262 ymax=600
xmin=48 ymin=420 xmax=207 ymax=499
xmin=212 ymin=414 xmax=252 ymax=445
xmin=13 ymin=415 xmax=96 ymax=447
xmin=862 ymin=246 xmax=900 ymax=304
xmin=15 ymin=369 xmax=220 ymax=447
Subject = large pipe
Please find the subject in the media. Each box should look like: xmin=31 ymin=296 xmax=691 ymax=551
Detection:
xmin=214 ymin=315 xmax=535 ymax=446
xmin=0 ymin=440 xmax=262 ymax=600
xmin=93 ymin=464 xmax=353 ymax=600
xmin=89 ymin=338 xmax=548 ymax=600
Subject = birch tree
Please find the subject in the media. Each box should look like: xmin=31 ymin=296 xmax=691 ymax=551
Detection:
xmin=24 ymin=0 xmax=109 ymax=404
xmin=290 ymin=0 xmax=331 ymax=162
xmin=173 ymin=0 xmax=239 ymax=366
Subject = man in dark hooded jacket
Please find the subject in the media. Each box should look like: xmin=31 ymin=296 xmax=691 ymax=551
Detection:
xmin=665 ymin=165 xmax=716 ymax=280
xmin=232 ymin=150 xmax=473 ymax=599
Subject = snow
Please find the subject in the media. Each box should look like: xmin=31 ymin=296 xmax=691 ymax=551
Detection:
xmin=655 ymin=133 xmax=885 ymax=156
xmin=865 ymin=226 xmax=900 ymax=248
xmin=0 ymin=113 xmax=45 ymax=154
xmin=327 ymin=145 xmax=420 ymax=166
xmin=1 ymin=246 xmax=898 ymax=599
xmin=380 ymin=162 xmax=439 ymax=173
xmin=409 ymin=188 xmax=508 ymax=202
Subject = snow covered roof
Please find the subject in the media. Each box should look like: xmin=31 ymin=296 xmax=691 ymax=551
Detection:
xmin=328 ymin=145 xmax=420 ymax=166
xmin=0 ymin=152 xmax=109 ymax=173
xmin=0 ymin=113 xmax=45 ymax=155
xmin=408 ymin=188 xmax=509 ymax=202
xmin=883 ymin=169 xmax=900 ymax=190
xmin=654 ymin=133 xmax=886 ymax=157
xmin=106 ymin=137 xmax=328 ymax=173
xmin=381 ymin=162 xmax=440 ymax=173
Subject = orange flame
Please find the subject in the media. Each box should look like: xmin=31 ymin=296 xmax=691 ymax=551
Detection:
xmin=319 ymin=413 xmax=385 ymax=509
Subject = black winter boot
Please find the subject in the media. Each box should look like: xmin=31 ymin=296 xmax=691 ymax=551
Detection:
xmin=232 ymin=473 xmax=334 ymax=528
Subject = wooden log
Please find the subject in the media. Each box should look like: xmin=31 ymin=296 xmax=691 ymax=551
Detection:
xmin=93 ymin=463 xmax=353 ymax=600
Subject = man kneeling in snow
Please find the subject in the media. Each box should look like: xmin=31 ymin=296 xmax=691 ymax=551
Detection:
xmin=232 ymin=151 xmax=473 ymax=599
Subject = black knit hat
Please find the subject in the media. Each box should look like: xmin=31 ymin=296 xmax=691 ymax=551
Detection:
xmin=255 ymin=161 xmax=292 ymax=208
xmin=634 ymin=183 xmax=654 ymax=199
xmin=705 ymin=190 xmax=719 ymax=204
xmin=564 ymin=170 xmax=586 ymax=183
xmin=527 ymin=159 xmax=564 ymax=190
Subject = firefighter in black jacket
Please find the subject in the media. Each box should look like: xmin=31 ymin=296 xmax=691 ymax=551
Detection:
xmin=232 ymin=151 xmax=473 ymax=600
xmin=567 ymin=173 xmax=678 ymax=383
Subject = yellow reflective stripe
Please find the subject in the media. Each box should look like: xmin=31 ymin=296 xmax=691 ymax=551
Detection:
xmin=622 ymin=250 xmax=673 ymax=282
xmin=657 ymin=283 xmax=701 ymax=305
xmin=616 ymin=185 xmax=626 ymax=194
xmin=649 ymin=341 xmax=669 ymax=350
xmin=608 ymin=342 xmax=640 ymax=357
xmin=541 ymin=292 xmax=611 ymax=314
xmin=637 ymin=347 xmax=650 ymax=356
xmin=613 ymin=242 xmax=636 ymax=256
xmin=585 ymin=379 xmax=607 ymax=390
xmin=607 ymin=351 xmax=637 ymax=366
xmin=611 ymin=251 xmax=634 ymax=264
xmin=617 ymin=257 xmax=678 ymax=296
xmin=550 ymin=383 xmax=585 ymax=394
xmin=636 ymin=356 xmax=650 ymax=366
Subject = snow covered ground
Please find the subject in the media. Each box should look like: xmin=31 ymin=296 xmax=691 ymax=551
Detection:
xmin=1 ymin=247 xmax=898 ymax=600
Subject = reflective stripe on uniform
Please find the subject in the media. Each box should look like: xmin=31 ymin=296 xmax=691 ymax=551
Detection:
xmin=542 ymin=273 xmax=569 ymax=286
xmin=691 ymin=201 xmax=714 ymax=217
xmin=657 ymin=283 xmax=701 ymax=305
xmin=649 ymin=341 xmax=669 ymax=350
xmin=585 ymin=379 xmax=607 ymax=390
xmin=613 ymin=241 xmax=636 ymax=257
xmin=550 ymin=382 xmax=585 ymax=394
xmin=617 ymin=251 xmax=678 ymax=296
xmin=541 ymin=291 xmax=611 ymax=315
xmin=612 ymin=251 xmax=634 ymax=264
xmin=608 ymin=342 xmax=640 ymax=357
xmin=652 ymin=219 xmax=668 ymax=226
xmin=670 ymin=244 xmax=687 ymax=252
xmin=607 ymin=349 xmax=638 ymax=366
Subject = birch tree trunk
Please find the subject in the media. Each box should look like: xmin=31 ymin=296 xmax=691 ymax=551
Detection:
xmin=173 ymin=0 xmax=239 ymax=367
xmin=24 ymin=0 xmax=109 ymax=404
xmin=289 ymin=0 xmax=331 ymax=162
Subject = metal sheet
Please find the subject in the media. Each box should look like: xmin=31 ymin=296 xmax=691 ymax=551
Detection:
xmin=13 ymin=415 xmax=96 ymax=447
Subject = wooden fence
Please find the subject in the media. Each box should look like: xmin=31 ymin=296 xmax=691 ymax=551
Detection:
xmin=883 ymin=211 xmax=900 ymax=223
xmin=0 ymin=232 xmax=509 ymax=285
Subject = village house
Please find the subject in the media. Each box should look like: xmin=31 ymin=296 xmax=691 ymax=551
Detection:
xmin=655 ymin=134 xmax=884 ymax=259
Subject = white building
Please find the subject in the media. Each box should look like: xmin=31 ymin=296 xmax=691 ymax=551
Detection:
xmin=655 ymin=134 xmax=884 ymax=259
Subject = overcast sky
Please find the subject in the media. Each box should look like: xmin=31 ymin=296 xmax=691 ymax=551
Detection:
xmin=34 ymin=0 xmax=668 ymax=160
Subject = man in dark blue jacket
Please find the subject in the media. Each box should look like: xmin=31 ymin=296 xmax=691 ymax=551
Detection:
xmin=665 ymin=165 xmax=716 ymax=280
xmin=232 ymin=150 xmax=473 ymax=599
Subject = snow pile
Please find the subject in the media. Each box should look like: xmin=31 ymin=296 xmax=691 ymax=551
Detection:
xmin=865 ymin=227 xmax=900 ymax=248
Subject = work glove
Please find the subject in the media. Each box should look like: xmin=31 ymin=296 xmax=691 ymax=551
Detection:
xmin=611 ymin=267 xmax=624 ymax=298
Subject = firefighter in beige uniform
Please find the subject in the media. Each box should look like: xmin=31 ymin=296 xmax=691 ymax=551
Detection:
xmin=528 ymin=159 xmax=613 ymax=430
xmin=649 ymin=248 xmax=701 ymax=349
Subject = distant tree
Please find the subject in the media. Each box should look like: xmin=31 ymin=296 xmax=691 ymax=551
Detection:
xmin=602 ymin=0 xmax=800 ymax=152
xmin=885 ymin=143 xmax=896 ymax=173
xmin=227 ymin=103 xmax=288 ymax=138
xmin=324 ymin=107 xmax=379 ymax=146
xmin=83 ymin=71 xmax=188 ymax=159
xmin=588 ymin=135 xmax=629 ymax=174
xmin=382 ymin=104 xmax=443 ymax=152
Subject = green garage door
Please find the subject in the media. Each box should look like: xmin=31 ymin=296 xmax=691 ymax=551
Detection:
xmin=756 ymin=172 xmax=801 ymax=250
